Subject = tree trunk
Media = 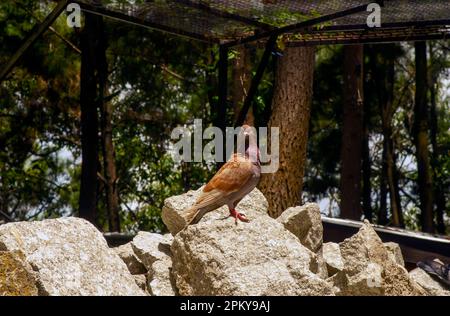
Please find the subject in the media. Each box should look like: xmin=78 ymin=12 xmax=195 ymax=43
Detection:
xmin=362 ymin=84 xmax=372 ymax=222
xmin=340 ymin=45 xmax=363 ymax=220
xmin=385 ymin=132 xmax=403 ymax=227
xmin=232 ymin=46 xmax=254 ymax=125
xmin=378 ymin=149 xmax=388 ymax=225
xmin=100 ymin=107 xmax=120 ymax=232
xmin=78 ymin=13 xmax=101 ymax=225
xmin=362 ymin=46 xmax=373 ymax=222
xmin=413 ymin=41 xmax=434 ymax=233
xmin=377 ymin=44 xmax=403 ymax=227
xmin=367 ymin=44 xmax=404 ymax=227
xmin=97 ymin=27 xmax=120 ymax=232
xmin=428 ymin=44 xmax=446 ymax=234
xmin=258 ymin=47 xmax=315 ymax=218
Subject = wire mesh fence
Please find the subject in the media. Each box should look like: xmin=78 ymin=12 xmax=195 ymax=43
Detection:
xmin=75 ymin=0 xmax=450 ymax=44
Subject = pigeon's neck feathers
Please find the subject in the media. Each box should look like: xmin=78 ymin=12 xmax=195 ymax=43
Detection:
xmin=245 ymin=140 xmax=260 ymax=166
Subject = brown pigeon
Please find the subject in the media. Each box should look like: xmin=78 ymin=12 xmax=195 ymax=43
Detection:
xmin=182 ymin=125 xmax=261 ymax=225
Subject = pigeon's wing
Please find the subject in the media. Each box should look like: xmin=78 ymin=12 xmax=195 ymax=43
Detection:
xmin=193 ymin=154 xmax=254 ymax=210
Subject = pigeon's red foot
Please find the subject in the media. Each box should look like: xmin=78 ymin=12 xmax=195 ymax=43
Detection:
xmin=229 ymin=209 xmax=249 ymax=223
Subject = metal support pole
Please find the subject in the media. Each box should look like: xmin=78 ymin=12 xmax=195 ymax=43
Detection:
xmin=216 ymin=45 xmax=229 ymax=165
xmin=235 ymin=35 xmax=277 ymax=127
xmin=0 ymin=0 xmax=69 ymax=82
xmin=217 ymin=46 xmax=229 ymax=133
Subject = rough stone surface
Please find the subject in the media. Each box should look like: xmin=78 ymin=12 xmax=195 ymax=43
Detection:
xmin=171 ymin=214 xmax=335 ymax=296
xmin=322 ymin=242 xmax=344 ymax=276
xmin=148 ymin=257 xmax=177 ymax=296
xmin=315 ymin=248 xmax=329 ymax=279
xmin=0 ymin=218 xmax=146 ymax=296
xmin=0 ymin=250 xmax=38 ymax=296
xmin=276 ymin=203 xmax=323 ymax=252
xmin=131 ymin=232 xmax=173 ymax=270
xmin=331 ymin=221 xmax=425 ymax=296
xmin=114 ymin=242 xmax=147 ymax=275
xmin=384 ymin=242 xmax=405 ymax=267
xmin=329 ymin=262 xmax=385 ymax=296
xmin=131 ymin=231 xmax=177 ymax=296
xmin=133 ymin=274 xmax=148 ymax=292
xmin=162 ymin=187 xmax=268 ymax=235
xmin=409 ymin=268 xmax=450 ymax=296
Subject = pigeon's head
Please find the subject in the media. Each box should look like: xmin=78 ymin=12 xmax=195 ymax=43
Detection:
xmin=241 ymin=124 xmax=257 ymax=146
xmin=241 ymin=124 xmax=256 ymax=138
xmin=240 ymin=125 xmax=260 ymax=165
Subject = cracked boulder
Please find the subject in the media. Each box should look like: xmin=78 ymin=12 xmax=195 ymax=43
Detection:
xmin=114 ymin=242 xmax=147 ymax=275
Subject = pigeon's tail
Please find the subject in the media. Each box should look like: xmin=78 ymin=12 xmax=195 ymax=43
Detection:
xmin=417 ymin=259 xmax=450 ymax=287
xmin=181 ymin=205 xmax=201 ymax=226
xmin=181 ymin=204 xmax=213 ymax=227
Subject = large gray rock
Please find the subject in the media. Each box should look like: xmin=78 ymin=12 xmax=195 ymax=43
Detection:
xmin=0 ymin=218 xmax=145 ymax=296
xmin=384 ymin=242 xmax=405 ymax=267
xmin=131 ymin=232 xmax=176 ymax=296
xmin=409 ymin=268 xmax=450 ymax=296
xmin=114 ymin=242 xmax=147 ymax=275
xmin=0 ymin=250 xmax=38 ymax=296
xmin=171 ymin=213 xmax=335 ymax=296
xmin=276 ymin=203 xmax=323 ymax=252
xmin=322 ymin=242 xmax=344 ymax=276
xmin=162 ymin=187 xmax=268 ymax=235
xmin=331 ymin=221 xmax=425 ymax=296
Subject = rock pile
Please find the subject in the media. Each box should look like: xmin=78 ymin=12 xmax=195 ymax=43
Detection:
xmin=0 ymin=218 xmax=145 ymax=296
xmin=0 ymin=187 xmax=448 ymax=296
xmin=327 ymin=221 xmax=426 ymax=296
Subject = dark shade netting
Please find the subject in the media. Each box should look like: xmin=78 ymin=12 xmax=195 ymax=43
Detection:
xmin=77 ymin=0 xmax=450 ymax=43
